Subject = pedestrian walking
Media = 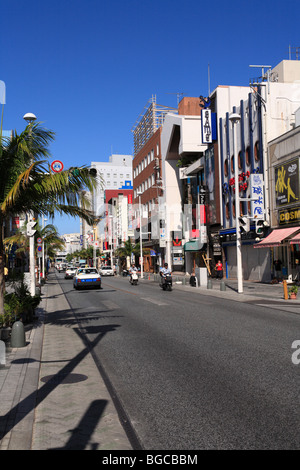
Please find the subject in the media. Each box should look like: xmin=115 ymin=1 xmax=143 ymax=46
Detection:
xmin=215 ymin=260 xmax=223 ymax=279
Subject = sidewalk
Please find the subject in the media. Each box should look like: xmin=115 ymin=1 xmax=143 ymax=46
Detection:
xmin=0 ymin=272 xmax=132 ymax=450
xmin=0 ymin=272 xmax=299 ymax=450
xmin=145 ymin=272 xmax=300 ymax=306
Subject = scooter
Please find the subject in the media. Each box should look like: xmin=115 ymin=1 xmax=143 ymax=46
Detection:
xmin=129 ymin=271 xmax=139 ymax=285
xmin=122 ymin=269 xmax=128 ymax=277
xmin=160 ymin=274 xmax=172 ymax=291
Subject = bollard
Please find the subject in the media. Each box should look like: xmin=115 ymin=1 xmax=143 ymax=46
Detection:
xmin=10 ymin=321 xmax=26 ymax=348
xmin=283 ymin=280 xmax=288 ymax=300
xmin=220 ymin=280 xmax=226 ymax=291
xmin=207 ymin=279 xmax=213 ymax=289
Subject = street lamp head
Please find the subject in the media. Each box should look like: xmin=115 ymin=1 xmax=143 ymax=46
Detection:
xmin=229 ymin=113 xmax=241 ymax=123
xmin=23 ymin=113 xmax=37 ymax=124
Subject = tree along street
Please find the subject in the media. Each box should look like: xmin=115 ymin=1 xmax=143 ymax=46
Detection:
xmin=58 ymin=273 xmax=300 ymax=450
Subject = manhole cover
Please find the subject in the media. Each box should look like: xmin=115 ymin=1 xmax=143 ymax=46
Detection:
xmin=40 ymin=373 xmax=88 ymax=384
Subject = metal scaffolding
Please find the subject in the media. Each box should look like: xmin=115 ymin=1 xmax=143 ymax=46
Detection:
xmin=131 ymin=95 xmax=177 ymax=156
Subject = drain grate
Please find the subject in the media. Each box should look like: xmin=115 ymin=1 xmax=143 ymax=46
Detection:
xmin=40 ymin=373 xmax=88 ymax=384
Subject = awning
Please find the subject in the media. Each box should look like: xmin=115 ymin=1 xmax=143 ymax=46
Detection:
xmin=289 ymin=232 xmax=300 ymax=244
xmin=254 ymin=227 xmax=300 ymax=248
xmin=184 ymin=240 xmax=204 ymax=251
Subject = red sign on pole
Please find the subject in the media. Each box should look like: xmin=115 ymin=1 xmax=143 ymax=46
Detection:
xmin=51 ymin=160 xmax=64 ymax=173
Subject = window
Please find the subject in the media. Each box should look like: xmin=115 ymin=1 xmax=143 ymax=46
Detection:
xmin=254 ymin=141 xmax=260 ymax=162
xmin=145 ymin=180 xmax=148 ymax=190
xmin=151 ymin=149 xmax=154 ymax=161
xmin=152 ymin=174 xmax=155 ymax=185
xmin=238 ymin=151 xmax=242 ymax=170
xmin=224 ymin=158 xmax=228 ymax=177
xmin=156 ymin=143 xmax=159 ymax=155
xmin=246 ymin=147 xmax=250 ymax=166
xmin=231 ymin=155 xmax=234 ymax=173
xmin=226 ymin=202 xmax=230 ymax=220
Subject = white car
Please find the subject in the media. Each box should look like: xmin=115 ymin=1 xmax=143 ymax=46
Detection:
xmin=99 ymin=266 xmax=114 ymax=276
xmin=73 ymin=268 xmax=101 ymax=290
xmin=65 ymin=267 xmax=77 ymax=279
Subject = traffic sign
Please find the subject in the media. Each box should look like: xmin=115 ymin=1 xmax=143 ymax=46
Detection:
xmin=51 ymin=160 xmax=64 ymax=173
xmin=37 ymin=246 xmax=42 ymax=252
xmin=37 ymin=237 xmax=42 ymax=244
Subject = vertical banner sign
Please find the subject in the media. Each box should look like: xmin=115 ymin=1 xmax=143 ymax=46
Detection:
xmin=201 ymin=109 xmax=212 ymax=144
xmin=250 ymin=174 xmax=264 ymax=219
xmin=127 ymin=194 xmax=133 ymax=232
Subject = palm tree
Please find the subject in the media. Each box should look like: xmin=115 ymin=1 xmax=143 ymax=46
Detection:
xmin=115 ymin=238 xmax=140 ymax=269
xmin=0 ymin=122 xmax=100 ymax=313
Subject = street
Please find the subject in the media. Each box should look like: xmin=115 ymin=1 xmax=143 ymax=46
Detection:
xmin=58 ymin=273 xmax=300 ymax=450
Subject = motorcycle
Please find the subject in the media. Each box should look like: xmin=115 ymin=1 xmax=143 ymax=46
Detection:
xmin=160 ymin=274 xmax=172 ymax=291
xmin=122 ymin=269 xmax=128 ymax=277
xmin=129 ymin=271 xmax=139 ymax=285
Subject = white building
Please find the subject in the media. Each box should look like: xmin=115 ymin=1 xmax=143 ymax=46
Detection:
xmin=62 ymin=233 xmax=81 ymax=254
xmin=91 ymin=154 xmax=133 ymax=217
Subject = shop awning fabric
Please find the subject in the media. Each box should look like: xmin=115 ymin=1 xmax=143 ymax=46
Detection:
xmin=254 ymin=227 xmax=300 ymax=248
xmin=290 ymin=232 xmax=300 ymax=244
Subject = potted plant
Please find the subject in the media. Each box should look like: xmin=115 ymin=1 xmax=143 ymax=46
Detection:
xmin=289 ymin=285 xmax=298 ymax=299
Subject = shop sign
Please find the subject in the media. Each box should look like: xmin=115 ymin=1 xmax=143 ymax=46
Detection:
xmin=275 ymin=158 xmax=299 ymax=208
xmin=279 ymin=206 xmax=300 ymax=225
xmin=250 ymin=174 xmax=264 ymax=219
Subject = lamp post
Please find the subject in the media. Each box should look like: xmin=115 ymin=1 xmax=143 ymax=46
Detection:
xmin=109 ymin=215 xmax=113 ymax=266
xmin=23 ymin=113 xmax=37 ymax=296
xmin=137 ymin=192 xmax=143 ymax=279
xmin=229 ymin=113 xmax=243 ymax=294
xmin=42 ymin=216 xmax=47 ymax=279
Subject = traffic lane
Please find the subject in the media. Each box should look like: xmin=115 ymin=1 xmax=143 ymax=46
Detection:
xmin=59 ymin=275 xmax=300 ymax=449
xmin=109 ymin=280 xmax=300 ymax=449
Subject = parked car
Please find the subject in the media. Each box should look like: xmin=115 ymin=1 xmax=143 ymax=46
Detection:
xmin=99 ymin=266 xmax=114 ymax=276
xmin=57 ymin=263 xmax=66 ymax=273
xmin=65 ymin=267 xmax=77 ymax=279
xmin=73 ymin=268 xmax=101 ymax=290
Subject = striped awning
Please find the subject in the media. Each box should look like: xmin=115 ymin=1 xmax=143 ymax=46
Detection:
xmin=254 ymin=227 xmax=300 ymax=248
xmin=289 ymin=232 xmax=300 ymax=244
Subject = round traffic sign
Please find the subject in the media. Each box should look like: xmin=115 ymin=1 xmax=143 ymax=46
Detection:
xmin=51 ymin=160 xmax=64 ymax=173
xmin=37 ymin=237 xmax=42 ymax=244
xmin=37 ymin=246 xmax=42 ymax=252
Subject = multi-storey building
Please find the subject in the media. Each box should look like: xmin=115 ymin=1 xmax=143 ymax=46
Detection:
xmin=219 ymin=59 xmax=300 ymax=281
xmin=131 ymin=96 xmax=177 ymax=271
xmin=90 ymin=153 xmax=133 ymax=249
xmin=91 ymin=153 xmax=133 ymax=217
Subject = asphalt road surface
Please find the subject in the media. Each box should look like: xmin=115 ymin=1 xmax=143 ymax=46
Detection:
xmin=58 ymin=273 xmax=300 ymax=450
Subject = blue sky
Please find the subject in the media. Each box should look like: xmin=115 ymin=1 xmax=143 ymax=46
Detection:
xmin=1 ymin=0 xmax=300 ymax=235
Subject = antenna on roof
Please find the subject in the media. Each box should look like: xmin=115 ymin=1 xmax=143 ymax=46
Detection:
xmin=166 ymin=92 xmax=184 ymax=106
xmin=208 ymin=63 xmax=210 ymax=96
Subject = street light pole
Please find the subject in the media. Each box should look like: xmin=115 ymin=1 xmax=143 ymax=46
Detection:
xmin=137 ymin=192 xmax=143 ymax=279
xmin=42 ymin=215 xmax=47 ymax=279
xmin=229 ymin=113 xmax=243 ymax=293
xmin=23 ymin=113 xmax=37 ymax=296
xmin=109 ymin=215 xmax=113 ymax=266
